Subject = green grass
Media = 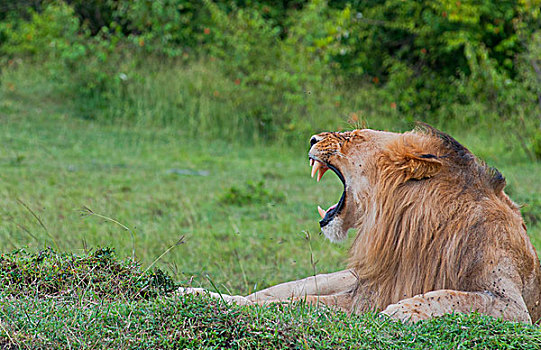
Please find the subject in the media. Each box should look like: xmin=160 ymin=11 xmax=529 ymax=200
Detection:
xmin=0 ymin=61 xmax=540 ymax=348
xmin=1 ymin=249 xmax=540 ymax=349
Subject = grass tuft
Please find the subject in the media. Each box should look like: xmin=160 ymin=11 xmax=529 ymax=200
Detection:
xmin=0 ymin=248 xmax=177 ymax=301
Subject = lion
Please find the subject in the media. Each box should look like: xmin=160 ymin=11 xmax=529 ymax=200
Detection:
xmin=181 ymin=125 xmax=541 ymax=323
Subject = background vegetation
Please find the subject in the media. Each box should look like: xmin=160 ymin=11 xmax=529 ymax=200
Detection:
xmin=1 ymin=0 xmax=540 ymax=151
xmin=1 ymin=0 xmax=540 ymax=348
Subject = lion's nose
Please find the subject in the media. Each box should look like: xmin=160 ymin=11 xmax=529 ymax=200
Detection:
xmin=310 ymin=136 xmax=320 ymax=148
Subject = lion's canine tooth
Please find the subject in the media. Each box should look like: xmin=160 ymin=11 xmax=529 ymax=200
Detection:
xmin=310 ymin=159 xmax=314 ymax=167
xmin=317 ymin=167 xmax=328 ymax=182
xmin=311 ymin=161 xmax=321 ymax=178
xmin=318 ymin=206 xmax=326 ymax=218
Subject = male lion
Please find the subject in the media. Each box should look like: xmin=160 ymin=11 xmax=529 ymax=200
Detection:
xmin=181 ymin=125 xmax=541 ymax=323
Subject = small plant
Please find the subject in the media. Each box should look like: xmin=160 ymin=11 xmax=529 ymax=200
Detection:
xmin=220 ymin=180 xmax=285 ymax=206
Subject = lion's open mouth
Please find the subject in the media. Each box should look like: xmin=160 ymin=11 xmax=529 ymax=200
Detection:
xmin=309 ymin=158 xmax=346 ymax=228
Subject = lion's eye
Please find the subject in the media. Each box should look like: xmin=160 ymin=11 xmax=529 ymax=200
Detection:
xmin=351 ymin=132 xmax=366 ymax=141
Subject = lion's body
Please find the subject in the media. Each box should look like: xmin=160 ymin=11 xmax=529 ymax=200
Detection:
xmin=347 ymin=129 xmax=541 ymax=322
xmin=182 ymin=126 xmax=541 ymax=323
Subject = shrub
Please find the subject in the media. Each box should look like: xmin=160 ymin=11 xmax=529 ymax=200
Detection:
xmin=0 ymin=0 xmax=539 ymax=153
xmin=0 ymin=1 xmax=127 ymax=103
xmin=328 ymin=1 xmax=541 ymax=117
xmin=109 ymin=0 xmax=203 ymax=57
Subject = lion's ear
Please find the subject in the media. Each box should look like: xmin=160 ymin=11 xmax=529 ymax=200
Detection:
xmin=386 ymin=136 xmax=442 ymax=180
xmin=400 ymin=153 xmax=442 ymax=180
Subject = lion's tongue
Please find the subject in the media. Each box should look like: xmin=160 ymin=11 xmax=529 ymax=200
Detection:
xmin=318 ymin=203 xmax=338 ymax=219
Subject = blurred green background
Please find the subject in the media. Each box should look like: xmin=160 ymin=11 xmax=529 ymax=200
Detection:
xmin=1 ymin=0 xmax=540 ymax=294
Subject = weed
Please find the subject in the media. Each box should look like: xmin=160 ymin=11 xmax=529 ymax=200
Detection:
xmin=81 ymin=206 xmax=137 ymax=259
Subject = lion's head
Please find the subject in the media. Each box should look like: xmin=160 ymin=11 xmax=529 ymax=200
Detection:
xmin=309 ymin=124 xmax=534 ymax=308
xmin=308 ymin=124 xmax=511 ymax=243
xmin=308 ymin=128 xmax=402 ymax=242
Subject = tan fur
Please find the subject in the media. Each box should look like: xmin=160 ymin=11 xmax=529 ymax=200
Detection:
xmin=181 ymin=125 xmax=541 ymax=324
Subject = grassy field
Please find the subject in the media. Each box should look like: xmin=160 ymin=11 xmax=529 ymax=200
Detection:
xmin=0 ymin=71 xmax=352 ymax=294
xmin=1 ymin=63 xmax=541 ymax=348
xmin=2 ymin=97 xmax=539 ymax=293
xmin=1 ymin=249 xmax=540 ymax=349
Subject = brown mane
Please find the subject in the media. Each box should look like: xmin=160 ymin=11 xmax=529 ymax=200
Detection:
xmin=348 ymin=125 xmax=530 ymax=309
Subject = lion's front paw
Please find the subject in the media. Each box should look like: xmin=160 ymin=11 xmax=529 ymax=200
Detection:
xmin=381 ymin=299 xmax=431 ymax=323
xmin=176 ymin=287 xmax=208 ymax=296
xmin=176 ymin=287 xmax=253 ymax=306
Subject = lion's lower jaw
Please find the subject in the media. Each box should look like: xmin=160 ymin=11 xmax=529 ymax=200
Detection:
xmin=321 ymin=217 xmax=348 ymax=243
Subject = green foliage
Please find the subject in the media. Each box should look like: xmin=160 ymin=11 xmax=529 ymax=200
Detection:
xmin=329 ymin=1 xmax=541 ymax=121
xmin=0 ymin=248 xmax=177 ymax=300
xmin=1 ymin=247 xmax=540 ymax=348
xmin=0 ymin=2 xmax=83 ymax=59
xmin=110 ymin=0 xmax=202 ymax=57
xmin=204 ymin=0 xmax=296 ymax=137
xmin=0 ymin=0 xmax=539 ymax=152
xmin=0 ymin=2 xmax=127 ymax=102
xmin=515 ymin=29 xmax=541 ymax=160
xmin=220 ymin=180 xmax=285 ymax=206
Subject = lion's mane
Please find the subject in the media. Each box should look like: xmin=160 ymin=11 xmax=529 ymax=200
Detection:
xmin=348 ymin=125 xmax=537 ymax=310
